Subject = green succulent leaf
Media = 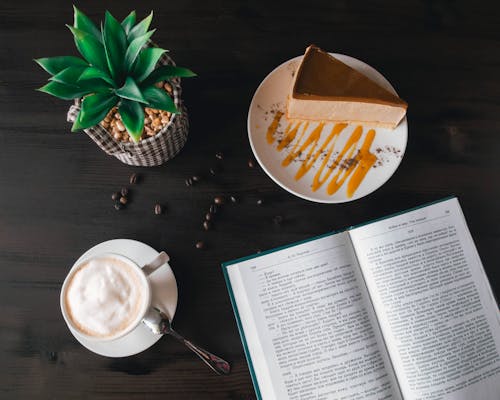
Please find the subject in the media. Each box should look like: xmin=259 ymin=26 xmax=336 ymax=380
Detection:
xmin=128 ymin=11 xmax=153 ymax=42
xmin=36 ymin=7 xmax=195 ymax=117
xmin=34 ymin=56 xmax=88 ymax=75
xmin=78 ymin=66 xmax=115 ymax=87
xmin=102 ymin=11 xmax=128 ymax=81
xmin=142 ymin=65 xmax=196 ymax=87
xmin=121 ymin=11 xmax=136 ymax=34
xmin=72 ymin=92 xmax=119 ymax=131
xmin=124 ymin=30 xmax=155 ymax=73
xmin=115 ymin=76 xmax=147 ymax=103
xmin=132 ymin=47 xmax=166 ymax=83
xmin=80 ymin=92 xmax=118 ymax=120
xmin=71 ymin=110 xmax=86 ymax=132
xmin=78 ymin=78 xmax=113 ymax=94
xmin=73 ymin=5 xmax=102 ymax=43
xmin=37 ymin=81 xmax=92 ymax=100
xmin=67 ymin=25 xmax=108 ymax=73
xmin=119 ymin=99 xmax=144 ymax=142
xmin=142 ymin=86 xmax=177 ymax=113
xmin=50 ymin=66 xmax=87 ymax=86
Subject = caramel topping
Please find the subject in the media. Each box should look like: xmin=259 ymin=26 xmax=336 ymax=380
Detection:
xmin=293 ymin=45 xmax=407 ymax=108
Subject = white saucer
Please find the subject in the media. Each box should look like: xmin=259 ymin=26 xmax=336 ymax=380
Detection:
xmin=65 ymin=239 xmax=178 ymax=357
xmin=248 ymin=53 xmax=408 ymax=203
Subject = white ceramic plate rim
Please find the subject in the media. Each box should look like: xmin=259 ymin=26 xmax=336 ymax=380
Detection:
xmin=247 ymin=53 xmax=408 ymax=203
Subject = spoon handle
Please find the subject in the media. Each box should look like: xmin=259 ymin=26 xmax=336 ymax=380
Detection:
xmin=168 ymin=328 xmax=231 ymax=375
xmin=142 ymin=308 xmax=231 ymax=375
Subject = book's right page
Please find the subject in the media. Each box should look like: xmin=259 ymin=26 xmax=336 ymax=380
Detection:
xmin=349 ymin=198 xmax=500 ymax=400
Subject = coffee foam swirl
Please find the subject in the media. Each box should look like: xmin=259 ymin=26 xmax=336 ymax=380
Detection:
xmin=64 ymin=257 xmax=146 ymax=338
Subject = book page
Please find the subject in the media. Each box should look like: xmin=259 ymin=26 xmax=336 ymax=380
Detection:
xmin=225 ymin=232 xmax=401 ymax=400
xmin=350 ymin=198 xmax=500 ymax=400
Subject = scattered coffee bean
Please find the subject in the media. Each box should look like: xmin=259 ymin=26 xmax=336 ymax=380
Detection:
xmin=205 ymin=212 xmax=213 ymax=221
xmin=129 ymin=173 xmax=139 ymax=184
xmin=185 ymin=177 xmax=193 ymax=187
xmin=154 ymin=204 xmax=163 ymax=215
xmin=121 ymin=187 xmax=129 ymax=197
xmin=203 ymin=220 xmax=212 ymax=231
xmin=273 ymin=215 xmax=284 ymax=225
xmin=114 ymin=202 xmax=123 ymax=210
xmin=195 ymin=241 xmax=205 ymax=250
xmin=119 ymin=196 xmax=128 ymax=205
xmin=256 ymin=199 xmax=263 ymax=206
xmin=48 ymin=351 xmax=58 ymax=362
xmin=112 ymin=192 xmax=120 ymax=201
xmin=215 ymin=151 xmax=224 ymax=160
xmin=192 ymin=175 xmax=201 ymax=182
xmin=230 ymin=195 xmax=238 ymax=203
xmin=248 ymin=158 xmax=256 ymax=168
xmin=209 ymin=167 xmax=217 ymax=176
xmin=209 ymin=204 xmax=218 ymax=214
xmin=214 ymin=196 xmax=225 ymax=205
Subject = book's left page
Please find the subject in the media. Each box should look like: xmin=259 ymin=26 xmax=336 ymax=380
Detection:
xmin=223 ymin=231 xmax=401 ymax=400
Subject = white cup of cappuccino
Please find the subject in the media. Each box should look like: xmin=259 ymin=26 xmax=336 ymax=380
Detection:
xmin=60 ymin=252 xmax=168 ymax=342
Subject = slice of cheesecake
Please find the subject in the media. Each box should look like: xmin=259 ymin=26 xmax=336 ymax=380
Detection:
xmin=287 ymin=45 xmax=407 ymax=129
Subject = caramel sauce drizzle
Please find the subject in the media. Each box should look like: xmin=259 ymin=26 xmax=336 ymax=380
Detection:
xmin=264 ymin=113 xmax=378 ymax=198
xmin=277 ymin=120 xmax=307 ymax=151
xmin=346 ymin=129 xmax=377 ymax=197
xmin=284 ymin=122 xmax=324 ymax=180
xmin=266 ymin=111 xmax=284 ymax=144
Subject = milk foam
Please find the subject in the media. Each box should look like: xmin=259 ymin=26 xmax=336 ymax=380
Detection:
xmin=64 ymin=257 xmax=146 ymax=338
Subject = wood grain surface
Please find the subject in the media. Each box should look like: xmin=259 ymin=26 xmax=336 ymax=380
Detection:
xmin=1 ymin=0 xmax=499 ymax=398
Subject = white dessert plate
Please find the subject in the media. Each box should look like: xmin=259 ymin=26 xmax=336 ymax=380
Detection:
xmin=65 ymin=239 xmax=178 ymax=357
xmin=248 ymin=53 xmax=408 ymax=203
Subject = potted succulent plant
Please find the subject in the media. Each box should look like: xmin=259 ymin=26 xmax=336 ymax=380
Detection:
xmin=35 ymin=7 xmax=195 ymax=166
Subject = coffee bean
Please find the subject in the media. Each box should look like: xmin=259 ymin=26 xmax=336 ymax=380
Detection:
xmin=203 ymin=220 xmax=212 ymax=231
xmin=48 ymin=351 xmax=58 ymax=362
xmin=119 ymin=196 xmax=128 ymax=205
xmin=273 ymin=215 xmax=283 ymax=225
xmin=209 ymin=167 xmax=217 ymax=176
xmin=154 ymin=204 xmax=163 ymax=215
xmin=209 ymin=204 xmax=218 ymax=214
xmin=121 ymin=187 xmax=129 ymax=197
xmin=205 ymin=212 xmax=213 ymax=221
xmin=112 ymin=192 xmax=120 ymax=201
xmin=214 ymin=196 xmax=225 ymax=205
xmin=256 ymin=199 xmax=263 ymax=206
xmin=248 ymin=158 xmax=256 ymax=168
xmin=230 ymin=195 xmax=238 ymax=203
xmin=192 ymin=175 xmax=201 ymax=182
xmin=215 ymin=151 xmax=224 ymax=160
xmin=129 ymin=173 xmax=139 ymax=184
xmin=185 ymin=177 xmax=193 ymax=187
xmin=114 ymin=202 xmax=123 ymax=210
xmin=195 ymin=241 xmax=205 ymax=250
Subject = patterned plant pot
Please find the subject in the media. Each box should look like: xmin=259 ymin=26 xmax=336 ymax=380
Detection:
xmin=67 ymin=52 xmax=189 ymax=167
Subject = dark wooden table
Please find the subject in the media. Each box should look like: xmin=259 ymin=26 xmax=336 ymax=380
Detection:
xmin=1 ymin=0 xmax=499 ymax=398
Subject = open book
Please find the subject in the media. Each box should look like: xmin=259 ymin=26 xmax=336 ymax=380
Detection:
xmin=223 ymin=197 xmax=500 ymax=400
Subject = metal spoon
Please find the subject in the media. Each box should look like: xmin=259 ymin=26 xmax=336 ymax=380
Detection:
xmin=143 ymin=307 xmax=231 ymax=375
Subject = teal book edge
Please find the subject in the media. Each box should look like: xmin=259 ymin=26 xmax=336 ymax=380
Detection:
xmin=221 ymin=195 xmax=456 ymax=399
xmin=222 ymin=264 xmax=263 ymax=399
